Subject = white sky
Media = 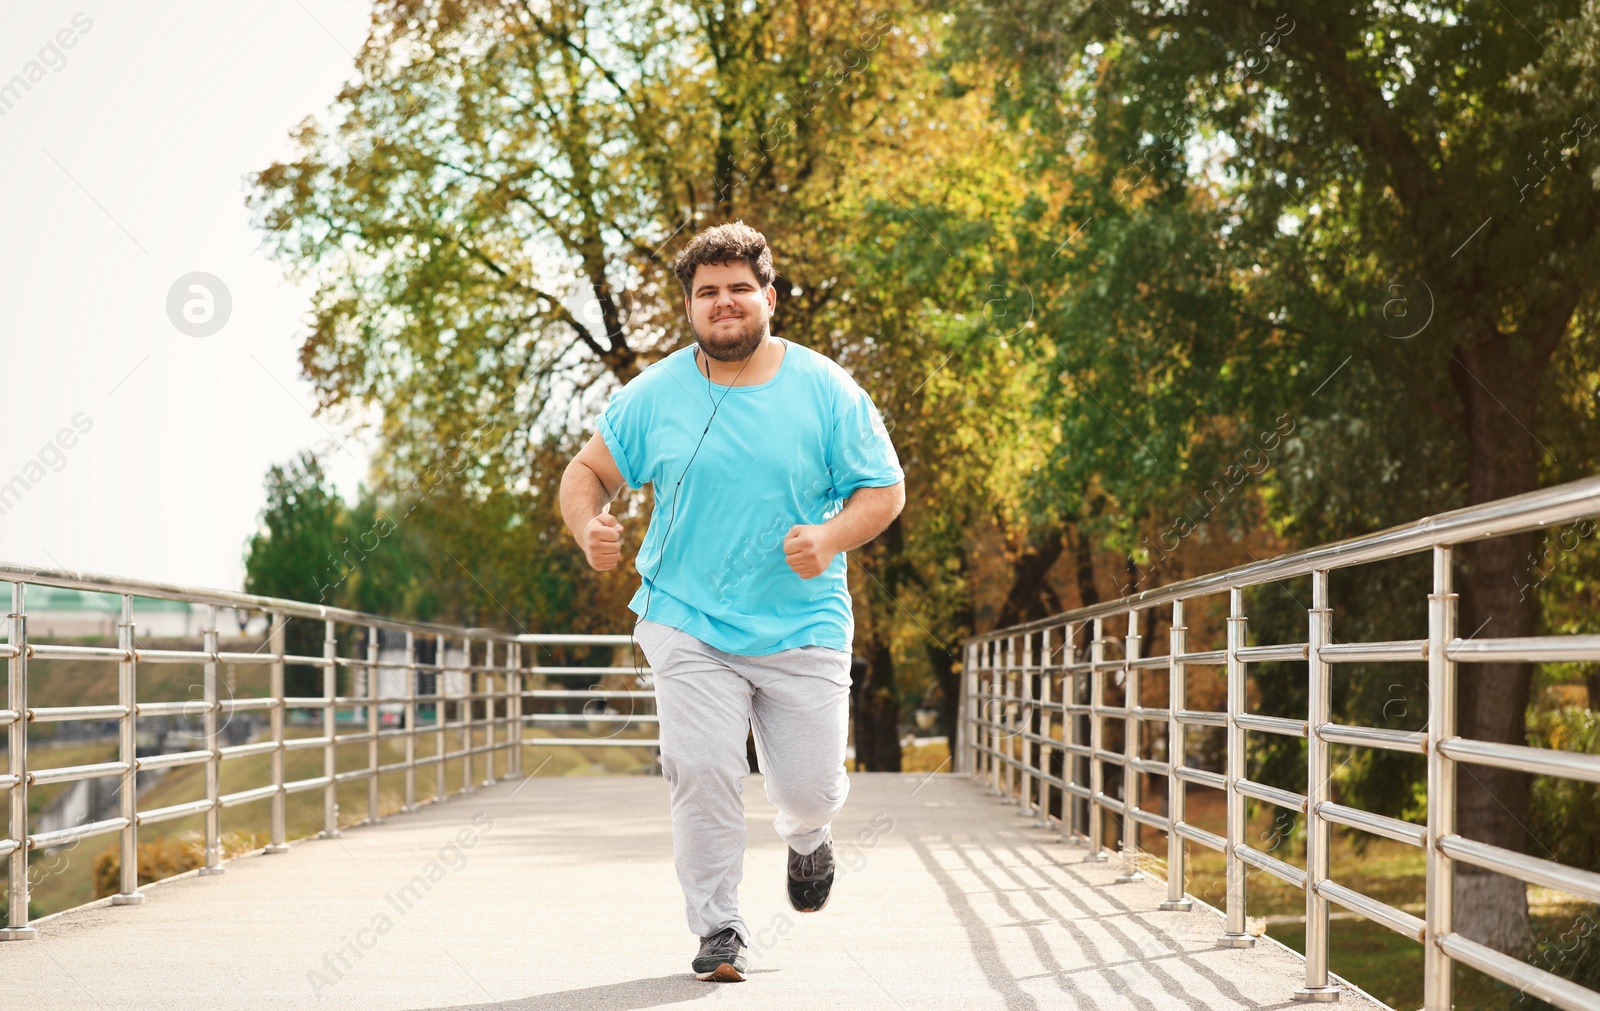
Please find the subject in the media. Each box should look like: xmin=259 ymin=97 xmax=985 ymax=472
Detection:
xmin=0 ymin=1 xmax=377 ymax=592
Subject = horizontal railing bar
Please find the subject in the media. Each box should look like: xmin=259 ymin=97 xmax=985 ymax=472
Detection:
xmin=0 ymin=774 xmax=17 ymax=791
xmin=215 ymin=651 xmax=278 ymax=664
xmin=138 ymin=799 xmax=215 ymax=825
xmin=30 ymin=704 xmax=130 ymax=722
xmin=1448 ymin=635 xmax=1600 ymax=664
xmin=136 ymin=701 xmax=204 ymax=717
xmin=1129 ymin=807 xmax=1171 ymax=832
xmin=30 ymin=816 xmax=129 ymax=850
xmin=1320 ymin=639 xmax=1426 ymax=663
xmin=1237 ymin=778 xmax=1307 ymax=812
xmin=522 ymin=714 xmax=659 ymax=724
xmin=1316 ymin=802 xmax=1425 ymax=847
xmin=1131 ymin=706 xmax=1171 ymax=722
xmin=519 ymin=737 xmax=661 ymax=747
xmin=1176 ymin=709 xmax=1226 ymax=728
xmin=137 ymin=750 xmax=209 ymax=772
xmin=283 ymin=775 xmax=332 ymax=794
xmin=30 ymin=760 xmax=131 ymax=785
xmin=218 ymin=740 xmax=279 ymax=761
xmin=1236 ymin=643 xmax=1309 ymax=662
xmin=523 ymin=689 xmax=657 ymax=700
xmin=0 ymin=709 xmax=16 ymax=727
xmin=518 ymin=634 xmax=640 ymax=645
xmin=1130 ymin=758 xmax=1169 ymax=776
xmin=1440 ymin=834 xmax=1600 ymax=906
xmin=1237 ymin=713 xmax=1308 ymax=738
xmin=1176 ymin=650 xmax=1226 ymax=665
xmin=28 ymin=644 xmax=128 ymax=661
xmin=1093 ymin=791 xmax=1125 ymax=813
xmin=135 ymin=649 xmax=213 ymax=664
xmin=1175 ymin=821 xmax=1226 ymax=852
xmin=0 ymin=561 xmax=530 ymax=642
xmin=1236 ymin=842 xmax=1307 ymax=888
xmin=1438 ymin=931 xmax=1600 ymax=1011
xmin=1128 ymin=655 xmax=1171 ymax=670
xmin=283 ymin=737 xmax=332 ymax=752
xmin=1174 ymin=766 xmax=1226 ymax=790
xmin=0 ymin=839 xmax=16 ymax=857
xmin=219 ymin=784 xmax=279 ymax=807
xmin=219 ymin=697 xmax=278 ymax=712
xmin=525 ymin=666 xmax=653 ymax=676
xmin=1316 ymin=880 xmax=1425 ymax=942
xmin=1315 ymin=723 xmax=1427 ymax=754
xmin=972 ymin=472 xmax=1600 ymax=639
xmin=1439 ymin=736 xmax=1600 ymax=784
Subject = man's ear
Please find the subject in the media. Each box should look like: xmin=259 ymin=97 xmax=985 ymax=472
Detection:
xmin=766 ymin=285 xmax=778 ymax=311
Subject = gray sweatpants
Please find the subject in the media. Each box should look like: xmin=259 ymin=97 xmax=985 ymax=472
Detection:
xmin=633 ymin=618 xmax=852 ymax=946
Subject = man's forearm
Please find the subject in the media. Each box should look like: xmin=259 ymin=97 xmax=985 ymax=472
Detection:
xmin=820 ymin=483 xmax=905 ymax=553
xmin=560 ymin=460 xmax=613 ymax=543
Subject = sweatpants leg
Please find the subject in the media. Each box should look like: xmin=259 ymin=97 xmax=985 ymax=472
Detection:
xmin=642 ymin=625 xmax=755 ymax=946
xmin=744 ymin=649 xmax=853 ymax=857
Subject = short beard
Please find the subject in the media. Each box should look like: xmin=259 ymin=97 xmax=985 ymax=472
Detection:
xmin=693 ymin=313 xmax=768 ymax=363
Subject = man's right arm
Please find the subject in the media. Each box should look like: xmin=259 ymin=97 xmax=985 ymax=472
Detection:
xmin=561 ymin=432 xmax=629 ymax=570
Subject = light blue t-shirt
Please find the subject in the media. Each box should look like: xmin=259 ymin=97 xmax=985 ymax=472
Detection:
xmin=598 ymin=340 xmax=904 ymax=656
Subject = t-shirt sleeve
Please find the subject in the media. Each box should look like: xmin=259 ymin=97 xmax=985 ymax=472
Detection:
xmin=598 ymin=383 xmax=650 ymax=491
xmin=827 ymin=379 xmax=904 ymax=500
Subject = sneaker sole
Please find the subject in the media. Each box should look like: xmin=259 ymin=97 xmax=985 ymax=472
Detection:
xmin=694 ymin=963 xmax=746 ymax=982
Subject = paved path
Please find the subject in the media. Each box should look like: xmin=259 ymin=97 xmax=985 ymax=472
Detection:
xmin=1 ymin=772 xmax=1386 ymax=1010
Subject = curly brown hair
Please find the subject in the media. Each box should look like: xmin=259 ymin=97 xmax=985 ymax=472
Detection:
xmin=671 ymin=221 xmax=775 ymax=297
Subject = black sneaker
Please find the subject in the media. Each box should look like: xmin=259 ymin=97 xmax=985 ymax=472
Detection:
xmin=692 ymin=926 xmax=747 ymax=982
xmin=787 ymin=837 xmax=835 ymax=912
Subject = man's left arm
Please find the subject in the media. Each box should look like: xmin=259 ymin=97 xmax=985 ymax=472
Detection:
xmin=784 ymin=482 xmax=906 ymax=579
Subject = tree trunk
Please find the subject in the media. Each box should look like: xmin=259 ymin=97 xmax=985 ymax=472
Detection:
xmin=850 ymin=647 xmax=902 ymax=771
xmin=1449 ymin=331 xmax=1552 ymax=954
xmin=995 ymin=525 xmax=1065 ymax=628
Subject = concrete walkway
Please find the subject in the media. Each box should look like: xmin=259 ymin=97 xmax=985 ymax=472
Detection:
xmin=0 ymin=772 xmax=1385 ymax=1010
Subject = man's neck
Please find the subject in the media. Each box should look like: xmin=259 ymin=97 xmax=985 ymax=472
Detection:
xmin=697 ymin=333 xmax=786 ymax=387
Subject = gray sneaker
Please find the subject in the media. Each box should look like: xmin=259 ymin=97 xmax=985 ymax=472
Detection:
xmin=692 ymin=926 xmax=747 ymax=982
xmin=787 ymin=837 xmax=835 ymax=912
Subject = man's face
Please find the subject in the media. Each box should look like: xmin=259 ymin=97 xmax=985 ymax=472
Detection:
xmin=685 ymin=261 xmax=777 ymax=363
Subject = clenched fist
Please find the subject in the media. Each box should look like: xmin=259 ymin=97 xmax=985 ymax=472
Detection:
xmin=784 ymin=524 xmax=838 ymax=579
xmin=582 ymin=511 xmax=626 ymax=570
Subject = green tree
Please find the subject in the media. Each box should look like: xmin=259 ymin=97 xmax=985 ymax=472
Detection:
xmin=954 ymin=0 xmax=1600 ymax=949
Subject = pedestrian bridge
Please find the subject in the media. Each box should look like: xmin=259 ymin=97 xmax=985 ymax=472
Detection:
xmin=6 ymin=475 xmax=1600 ymax=1010
xmin=0 ymin=771 xmax=1377 ymax=1010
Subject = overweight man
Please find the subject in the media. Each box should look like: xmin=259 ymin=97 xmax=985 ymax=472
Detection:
xmin=559 ymin=221 xmax=905 ymax=982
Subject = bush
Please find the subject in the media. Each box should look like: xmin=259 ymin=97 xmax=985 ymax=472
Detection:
xmin=92 ymin=831 xmax=268 ymax=898
xmin=1527 ymin=706 xmax=1600 ymax=873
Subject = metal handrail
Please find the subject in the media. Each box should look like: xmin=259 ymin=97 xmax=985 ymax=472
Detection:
xmin=1 ymin=565 xmax=655 ymax=940
xmin=960 ymin=473 xmax=1600 ymax=1011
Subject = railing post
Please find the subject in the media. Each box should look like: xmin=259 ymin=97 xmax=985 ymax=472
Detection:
xmin=1036 ymin=627 xmax=1052 ymax=827
xmin=434 ymin=633 xmax=446 ymax=803
xmin=1297 ymin=571 xmax=1339 ymax=1001
xmin=510 ymin=641 xmax=523 ymax=779
xmin=1087 ymin=617 xmax=1108 ymax=862
xmin=986 ymin=638 xmax=999 ymax=794
xmin=1063 ymin=621 xmax=1084 ymax=845
xmin=403 ymin=630 xmax=417 ymax=812
xmin=480 ymin=640 xmax=492 ymax=786
xmin=959 ymin=640 xmax=974 ymax=776
xmin=1424 ymin=546 xmax=1457 ymax=1011
xmin=1117 ymin=608 xmax=1144 ymax=882
xmin=1219 ymin=587 xmax=1255 ymax=946
xmin=366 ymin=624 xmax=381 ymax=825
xmin=462 ymin=636 xmax=475 ymax=795
xmin=317 ymin=619 xmax=340 ymax=839
xmin=1018 ymin=633 xmax=1034 ymax=815
xmin=111 ymin=594 xmax=145 ymax=904
xmin=200 ymin=605 xmax=224 ymax=875
xmin=1160 ymin=598 xmax=1192 ymax=911
xmin=265 ymin=613 xmax=288 ymax=853
xmin=2 ymin=582 xmax=36 ymax=940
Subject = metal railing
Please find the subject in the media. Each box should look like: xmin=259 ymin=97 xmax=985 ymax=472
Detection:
xmin=960 ymin=473 xmax=1600 ymax=1010
xmin=0 ymin=562 xmax=654 ymax=940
